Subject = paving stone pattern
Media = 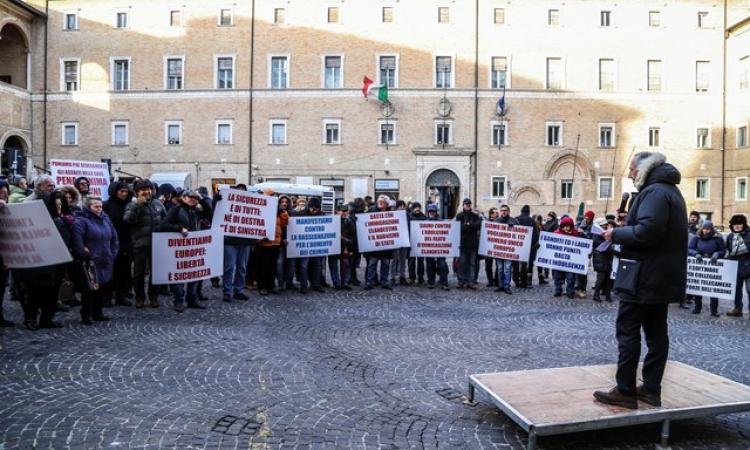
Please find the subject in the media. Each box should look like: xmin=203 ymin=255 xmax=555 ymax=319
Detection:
xmin=1 ymin=273 xmax=750 ymax=449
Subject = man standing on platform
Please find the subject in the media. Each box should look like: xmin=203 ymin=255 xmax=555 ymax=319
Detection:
xmin=593 ymin=152 xmax=687 ymax=410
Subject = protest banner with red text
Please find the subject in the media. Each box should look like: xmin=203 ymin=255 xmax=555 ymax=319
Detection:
xmin=479 ymin=222 xmax=533 ymax=262
xmin=409 ymin=220 xmax=459 ymax=258
xmin=212 ymin=188 xmax=278 ymax=239
xmin=50 ymin=159 xmax=110 ymax=200
xmin=0 ymin=201 xmax=73 ymax=268
xmin=356 ymin=210 xmax=410 ymax=253
xmin=151 ymin=230 xmax=223 ymax=284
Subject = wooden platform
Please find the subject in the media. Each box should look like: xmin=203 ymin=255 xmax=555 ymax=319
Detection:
xmin=468 ymin=361 xmax=750 ymax=450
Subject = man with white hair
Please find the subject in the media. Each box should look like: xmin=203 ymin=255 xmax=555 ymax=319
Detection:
xmin=363 ymin=195 xmax=394 ymax=290
xmin=23 ymin=174 xmax=55 ymax=202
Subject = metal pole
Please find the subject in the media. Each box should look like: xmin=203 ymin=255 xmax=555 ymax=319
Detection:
xmin=660 ymin=419 xmax=670 ymax=448
xmin=566 ymin=133 xmax=581 ymax=215
xmin=248 ymin=0 xmax=255 ymax=184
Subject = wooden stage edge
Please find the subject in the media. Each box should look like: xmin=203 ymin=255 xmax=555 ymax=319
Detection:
xmin=468 ymin=361 xmax=750 ymax=450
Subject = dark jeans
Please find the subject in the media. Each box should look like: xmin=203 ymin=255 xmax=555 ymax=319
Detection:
xmin=693 ymin=296 xmax=719 ymax=314
xmin=575 ymin=273 xmax=588 ymax=291
xmin=512 ymin=262 xmax=531 ymax=288
xmin=553 ymin=270 xmax=575 ymax=296
xmin=426 ymin=257 xmax=449 ymax=286
xmin=485 ymin=258 xmax=495 ymax=286
xmin=81 ymin=290 xmax=105 ymax=320
xmin=299 ymin=256 xmax=323 ymax=288
xmin=24 ymin=284 xmax=58 ymax=324
xmin=350 ymin=251 xmax=362 ymax=283
xmin=133 ymin=245 xmax=158 ymax=301
xmin=328 ymin=254 xmax=351 ymax=288
xmin=458 ymin=248 xmax=478 ymax=286
xmin=172 ymin=282 xmax=199 ymax=306
xmin=594 ymin=271 xmax=612 ymax=295
xmin=734 ymin=272 xmax=750 ymax=312
xmin=223 ymin=244 xmax=251 ymax=296
xmin=366 ymin=256 xmax=391 ymax=287
xmin=615 ymin=302 xmax=669 ymax=395
xmin=0 ymin=269 xmax=8 ymax=319
xmin=256 ymin=245 xmax=280 ymax=291
xmin=408 ymin=256 xmax=425 ymax=282
xmin=113 ymin=251 xmax=133 ymax=300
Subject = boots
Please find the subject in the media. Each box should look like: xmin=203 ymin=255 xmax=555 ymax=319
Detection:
xmin=135 ymin=298 xmax=145 ymax=309
xmin=592 ymin=290 xmax=602 ymax=302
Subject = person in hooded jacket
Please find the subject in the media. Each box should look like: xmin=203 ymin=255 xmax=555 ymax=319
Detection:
xmin=408 ymin=202 xmax=427 ymax=284
xmin=688 ymin=220 xmax=725 ymax=317
xmin=574 ymin=210 xmax=596 ymax=299
xmin=275 ymin=195 xmax=292 ymax=290
xmin=103 ymin=181 xmax=133 ymax=306
xmin=157 ymin=183 xmax=178 ymax=211
xmin=75 ymin=177 xmax=91 ymax=205
xmin=8 ymin=176 xmax=28 ymax=203
xmin=124 ymin=179 xmax=166 ymax=308
xmin=552 ymin=216 xmax=580 ymax=299
xmin=72 ymin=196 xmax=119 ymax=325
xmin=725 ymin=214 xmax=750 ymax=317
xmin=594 ymin=151 xmax=687 ymax=410
xmin=58 ymin=184 xmax=83 ymax=214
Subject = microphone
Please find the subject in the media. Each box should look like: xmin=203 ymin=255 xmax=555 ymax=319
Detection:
xmin=617 ymin=192 xmax=630 ymax=213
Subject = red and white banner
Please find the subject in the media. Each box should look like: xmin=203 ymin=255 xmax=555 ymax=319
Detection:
xmin=50 ymin=159 xmax=110 ymax=200
xmin=0 ymin=201 xmax=73 ymax=268
xmin=151 ymin=230 xmax=224 ymax=284
xmin=212 ymin=188 xmax=278 ymax=239
xmin=356 ymin=210 xmax=410 ymax=253
xmin=479 ymin=222 xmax=533 ymax=262
xmin=409 ymin=220 xmax=459 ymax=257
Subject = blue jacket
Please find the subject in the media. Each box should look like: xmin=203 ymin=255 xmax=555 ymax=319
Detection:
xmin=688 ymin=231 xmax=725 ymax=259
xmin=72 ymin=209 xmax=119 ymax=283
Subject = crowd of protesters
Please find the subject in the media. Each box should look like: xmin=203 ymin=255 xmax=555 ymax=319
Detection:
xmin=1 ymin=172 xmax=749 ymax=331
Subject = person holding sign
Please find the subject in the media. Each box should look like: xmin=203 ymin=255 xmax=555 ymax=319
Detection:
xmin=424 ymin=205 xmax=450 ymax=290
xmin=552 ymin=216 xmax=580 ymax=299
xmin=255 ymin=191 xmax=289 ymax=296
xmin=494 ymin=205 xmax=519 ymax=295
xmin=725 ymin=214 xmax=750 ymax=318
xmin=213 ymin=185 xmax=253 ymax=303
xmin=688 ymin=221 xmax=725 ymax=317
xmin=594 ymin=152 xmax=687 ymax=410
xmin=363 ymin=195 xmax=395 ymax=290
xmin=295 ymin=197 xmax=325 ymax=294
xmin=455 ymin=198 xmax=482 ymax=289
xmin=592 ymin=218 xmax=616 ymax=302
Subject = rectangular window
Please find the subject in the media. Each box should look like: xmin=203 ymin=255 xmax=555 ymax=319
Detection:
xmin=546 ymin=122 xmax=562 ymax=146
xmin=491 ymin=56 xmax=508 ymax=89
xmin=561 ymin=179 xmax=573 ymax=199
xmin=696 ymin=178 xmax=709 ymax=200
xmin=599 ymin=58 xmax=614 ymax=91
xmin=216 ymin=56 xmax=234 ymax=89
xmin=491 ymin=176 xmax=506 ymax=198
xmin=696 ymin=128 xmax=709 ymax=148
xmin=494 ymin=8 xmax=505 ymax=24
xmin=738 ymin=126 xmax=748 ymax=147
xmin=62 ymin=123 xmax=78 ymax=145
xmin=436 ymin=123 xmax=451 ymax=145
xmin=116 ymin=12 xmax=128 ymax=28
xmin=166 ymin=57 xmax=183 ymax=90
xmin=382 ymin=7 xmax=394 ymax=23
xmin=438 ymin=7 xmax=449 ymax=23
xmin=271 ymin=56 xmax=289 ymax=89
xmin=324 ymin=56 xmax=342 ymax=89
xmin=63 ymin=60 xmax=79 ymax=91
xmin=170 ymin=10 xmax=181 ymax=26
xmin=165 ymin=122 xmax=182 ymax=145
xmin=379 ymin=56 xmax=397 ymax=88
xmin=112 ymin=122 xmax=128 ymax=146
xmin=600 ymin=10 xmax=611 ymax=27
xmin=649 ymin=127 xmax=660 ymax=147
xmin=599 ymin=124 xmax=614 ymax=147
xmin=696 ymin=61 xmax=709 ymax=91
xmin=64 ymin=13 xmax=78 ymax=30
xmin=546 ymin=57 xmax=562 ymax=90
xmin=548 ymin=9 xmax=559 ymax=25
xmin=649 ymin=10 xmax=660 ymax=27
xmin=698 ymin=11 xmax=708 ymax=28
xmin=270 ymin=121 xmax=287 ymax=145
xmin=436 ymin=56 xmax=452 ymax=88
xmin=647 ymin=60 xmax=662 ymax=91
xmin=491 ymin=122 xmax=508 ymax=146
xmin=599 ymin=178 xmax=613 ymax=200
xmin=740 ymin=56 xmax=749 ymax=90
xmin=737 ymin=178 xmax=748 ymax=201
xmin=324 ymin=122 xmax=340 ymax=144
xmin=274 ymin=8 xmax=286 ymax=24
xmin=219 ymin=8 xmax=232 ymax=26
xmin=380 ymin=122 xmax=395 ymax=145
xmin=328 ymin=7 xmax=339 ymax=23
xmin=112 ymin=58 xmax=130 ymax=91
xmin=216 ymin=121 xmax=232 ymax=145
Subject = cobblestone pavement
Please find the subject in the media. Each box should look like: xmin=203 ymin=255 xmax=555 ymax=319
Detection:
xmin=1 ymin=272 xmax=750 ymax=450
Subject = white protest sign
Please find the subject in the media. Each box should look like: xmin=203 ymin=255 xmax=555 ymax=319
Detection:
xmin=0 ymin=201 xmax=73 ymax=268
xmin=50 ymin=159 xmax=110 ymax=200
xmin=409 ymin=220 xmax=459 ymax=258
xmin=151 ymin=229 xmax=224 ymax=284
xmin=287 ymin=216 xmax=341 ymax=258
xmin=479 ymin=222 xmax=533 ymax=262
xmin=686 ymin=257 xmax=738 ymax=301
xmin=356 ymin=210 xmax=410 ymax=253
xmin=534 ymin=231 xmax=592 ymax=275
xmin=212 ymin=188 xmax=278 ymax=239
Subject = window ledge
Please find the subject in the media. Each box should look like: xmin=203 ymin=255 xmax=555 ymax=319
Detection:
xmin=216 ymin=143 xmax=234 ymax=146
xmin=111 ymin=144 xmax=129 ymax=147
xmin=378 ymin=144 xmax=398 ymax=147
xmin=61 ymin=144 xmax=79 ymax=147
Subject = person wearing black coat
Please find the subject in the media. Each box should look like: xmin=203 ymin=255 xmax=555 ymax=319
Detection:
xmin=594 ymin=151 xmax=688 ymax=410
xmin=363 ymin=195 xmax=394 ymax=290
xmin=592 ymin=219 xmax=616 ymax=302
xmin=455 ymin=198 xmax=482 ymax=289
xmin=513 ymin=205 xmax=538 ymax=288
xmin=103 ymin=181 xmax=134 ymax=306
xmin=688 ymin=220 xmax=725 ymax=316
xmin=408 ymin=202 xmax=427 ymax=284
xmin=725 ymin=214 xmax=750 ymax=317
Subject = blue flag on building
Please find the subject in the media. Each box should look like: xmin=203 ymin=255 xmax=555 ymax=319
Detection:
xmin=496 ymin=90 xmax=506 ymax=116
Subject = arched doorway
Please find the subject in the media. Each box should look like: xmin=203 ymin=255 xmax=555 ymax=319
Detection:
xmin=0 ymin=23 xmax=29 ymax=89
xmin=1 ymin=135 xmax=27 ymax=178
xmin=425 ymin=168 xmax=460 ymax=219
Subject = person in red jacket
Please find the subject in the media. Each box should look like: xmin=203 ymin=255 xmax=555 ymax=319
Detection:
xmin=553 ymin=216 xmax=580 ymax=299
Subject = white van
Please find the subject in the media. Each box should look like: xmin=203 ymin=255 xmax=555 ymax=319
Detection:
xmin=150 ymin=172 xmax=192 ymax=189
xmin=251 ymin=182 xmax=336 ymax=215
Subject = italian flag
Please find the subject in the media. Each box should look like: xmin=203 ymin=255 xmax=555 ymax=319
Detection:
xmin=362 ymin=76 xmax=388 ymax=102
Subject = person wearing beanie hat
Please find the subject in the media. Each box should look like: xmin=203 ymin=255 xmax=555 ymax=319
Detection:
xmin=725 ymin=214 xmax=750 ymax=317
xmin=455 ymin=197 xmax=482 ymax=289
xmin=552 ymin=216 xmax=580 ymax=299
xmin=688 ymin=220 xmax=725 ymax=316
xmin=408 ymin=202 xmax=427 ymax=284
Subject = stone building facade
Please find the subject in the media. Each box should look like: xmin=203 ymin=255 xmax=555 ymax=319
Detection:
xmin=2 ymin=0 xmax=750 ymax=222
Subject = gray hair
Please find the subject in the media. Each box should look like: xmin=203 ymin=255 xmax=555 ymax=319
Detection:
xmin=85 ymin=196 xmax=103 ymax=207
xmin=377 ymin=194 xmax=391 ymax=203
xmin=33 ymin=174 xmax=54 ymax=190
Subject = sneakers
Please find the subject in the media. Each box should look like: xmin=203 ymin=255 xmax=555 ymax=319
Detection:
xmin=726 ymin=308 xmax=743 ymax=317
xmin=593 ymin=387 xmax=638 ymax=409
xmin=636 ymin=385 xmax=662 ymax=407
xmin=576 ymin=289 xmax=587 ymax=299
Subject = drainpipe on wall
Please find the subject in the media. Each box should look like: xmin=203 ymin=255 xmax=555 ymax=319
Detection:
xmin=42 ymin=0 xmax=49 ymax=170
xmin=720 ymin=0 xmax=728 ymax=225
xmin=248 ymin=0 xmax=255 ymax=185
xmin=472 ymin=0 xmax=479 ymax=201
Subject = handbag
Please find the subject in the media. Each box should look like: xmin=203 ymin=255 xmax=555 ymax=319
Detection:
xmin=80 ymin=260 xmax=100 ymax=291
xmin=613 ymin=258 xmax=641 ymax=297
xmin=739 ymin=258 xmax=750 ymax=279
